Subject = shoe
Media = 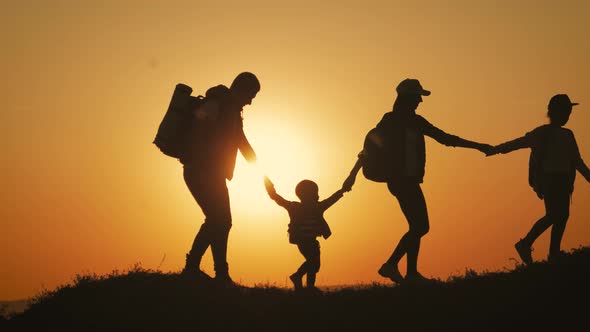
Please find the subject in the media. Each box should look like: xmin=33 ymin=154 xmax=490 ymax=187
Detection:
xmin=305 ymin=286 xmax=323 ymax=294
xmin=548 ymin=251 xmax=565 ymax=264
xmin=181 ymin=253 xmax=210 ymax=279
xmin=181 ymin=265 xmax=212 ymax=281
xmin=289 ymin=273 xmax=303 ymax=291
xmin=515 ymin=240 xmax=533 ymax=265
xmin=215 ymin=274 xmax=236 ymax=287
xmin=378 ymin=263 xmax=404 ymax=284
xmin=404 ymin=272 xmax=435 ymax=285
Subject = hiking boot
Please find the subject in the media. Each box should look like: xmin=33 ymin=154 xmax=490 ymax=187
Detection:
xmin=515 ymin=240 xmax=533 ymax=265
xmin=289 ymin=273 xmax=303 ymax=291
xmin=378 ymin=263 xmax=404 ymax=284
xmin=181 ymin=253 xmax=211 ymax=280
xmin=180 ymin=267 xmax=212 ymax=281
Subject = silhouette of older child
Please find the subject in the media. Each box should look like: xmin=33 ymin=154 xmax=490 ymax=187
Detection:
xmin=264 ymin=176 xmax=347 ymax=291
xmin=488 ymin=94 xmax=590 ymax=264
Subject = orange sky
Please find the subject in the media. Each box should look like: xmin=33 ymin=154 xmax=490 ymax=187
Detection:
xmin=2 ymin=0 xmax=589 ymax=300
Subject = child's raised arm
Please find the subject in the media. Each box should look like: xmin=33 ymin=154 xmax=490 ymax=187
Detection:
xmin=264 ymin=176 xmax=292 ymax=208
xmin=320 ymin=188 xmax=345 ymax=211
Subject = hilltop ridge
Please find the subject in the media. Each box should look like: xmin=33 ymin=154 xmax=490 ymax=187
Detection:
xmin=3 ymin=246 xmax=590 ymax=331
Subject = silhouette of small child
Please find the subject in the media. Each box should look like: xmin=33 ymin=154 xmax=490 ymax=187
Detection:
xmin=264 ymin=176 xmax=347 ymax=292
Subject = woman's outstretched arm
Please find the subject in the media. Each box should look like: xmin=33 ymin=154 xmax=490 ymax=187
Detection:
xmin=420 ymin=116 xmax=492 ymax=154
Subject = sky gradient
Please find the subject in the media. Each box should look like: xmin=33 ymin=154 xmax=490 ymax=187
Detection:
xmin=2 ymin=0 xmax=589 ymax=300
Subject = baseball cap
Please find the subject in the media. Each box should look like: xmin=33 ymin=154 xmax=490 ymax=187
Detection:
xmin=396 ymin=78 xmax=431 ymax=96
xmin=548 ymin=94 xmax=579 ymax=110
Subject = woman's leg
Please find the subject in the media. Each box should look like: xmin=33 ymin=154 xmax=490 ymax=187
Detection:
xmin=385 ymin=183 xmax=430 ymax=276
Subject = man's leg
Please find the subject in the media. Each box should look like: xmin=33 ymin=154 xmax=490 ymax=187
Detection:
xmin=185 ymin=223 xmax=213 ymax=273
xmin=183 ymin=169 xmax=232 ymax=279
xmin=206 ymin=177 xmax=233 ymax=281
xmin=211 ymin=223 xmax=232 ymax=280
xmin=182 ymin=168 xmax=213 ymax=275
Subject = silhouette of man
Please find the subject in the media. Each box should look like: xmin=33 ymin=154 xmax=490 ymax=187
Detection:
xmin=180 ymin=72 xmax=259 ymax=285
xmin=343 ymin=78 xmax=492 ymax=284
xmin=488 ymin=94 xmax=590 ymax=264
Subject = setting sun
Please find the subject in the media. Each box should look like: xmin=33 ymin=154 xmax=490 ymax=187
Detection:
xmin=229 ymin=113 xmax=319 ymax=216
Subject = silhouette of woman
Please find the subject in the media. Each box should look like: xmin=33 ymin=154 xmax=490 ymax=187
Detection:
xmin=343 ymin=78 xmax=492 ymax=284
xmin=488 ymin=94 xmax=590 ymax=264
xmin=180 ymin=72 xmax=260 ymax=285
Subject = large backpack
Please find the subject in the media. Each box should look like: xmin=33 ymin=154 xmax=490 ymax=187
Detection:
xmin=153 ymin=83 xmax=205 ymax=160
xmin=361 ymin=127 xmax=390 ymax=182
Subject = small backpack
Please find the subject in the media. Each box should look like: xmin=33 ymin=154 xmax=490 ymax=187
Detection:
xmin=528 ymin=126 xmax=576 ymax=198
xmin=153 ymin=83 xmax=205 ymax=160
xmin=361 ymin=127 xmax=390 ymax=182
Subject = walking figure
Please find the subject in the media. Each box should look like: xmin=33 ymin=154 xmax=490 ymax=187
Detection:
xmin=264 ymin=176 xmax=347 ymax=291
xmin=488 ymin=94 xmax=590 ymax=264
xmin=343 ymin=78 xmax=492 ymax=284
xmin=181 ymin=72 xmax=260 ymax=285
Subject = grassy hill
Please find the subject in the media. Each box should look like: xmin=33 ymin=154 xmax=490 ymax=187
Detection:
xmin=4 ymin=246 xmax=590 ymax=331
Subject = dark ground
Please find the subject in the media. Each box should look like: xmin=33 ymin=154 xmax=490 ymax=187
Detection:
xmin=3 ymin=246 xmax=590 ymax=331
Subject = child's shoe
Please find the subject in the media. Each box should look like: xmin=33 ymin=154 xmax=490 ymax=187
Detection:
xmin=290 ymin=273 xmax=303 ymax=291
